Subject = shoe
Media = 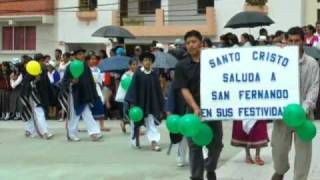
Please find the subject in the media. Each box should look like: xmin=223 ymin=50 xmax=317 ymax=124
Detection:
xmin=207 ymin=172 xmax=217 ymax=180
xmin=90 ymin=134 xmax=103 ymax=141
xmin=271 ymin=173 xmax=284 ymax=180
xmin=25 ymin=131 xmax=36 ymax=138
xmin=4 ymin=113 xmax=10 ymax=121
xmin=151 ymin=141 xmax=161 ymax=152
xmin=101 ymin=127 xmax=111 ymax=132
xmin=139 ymin=131 xmax=145 ymax=136
xmin=131 ymin=143 xmax=142 ymax=149
xmin=177 ymin=156 xmax=187 ymax=167
xmin=43 ymin=133 xmax=54 ymax=140
xmin=58 ymin=118 xmax=65 ymax=122
xmin=255 ymin=156 xmax=265 ymax=166
xmin=9 ymin=113 xmax=15 ymax=120
xmin=120 ymin=121 xmax=127 ymax=133
xmin=0 ymin=113 xmax=4 ymax=120
xmin=68 ymin=135 xmax=80 ymax=142
xmin=245 ymin=157 xmax=255 ymax=164
xmin=13 ymin=116 xmax=21 ymax=121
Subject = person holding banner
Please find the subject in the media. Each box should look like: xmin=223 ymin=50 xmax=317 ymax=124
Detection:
xmin=174 ymin=30 xmax=223 ymax=180
xmin=59 ymin=49 xmax=102 ymax=142
xmin=271 ymin=27 xmax=320 ymax=180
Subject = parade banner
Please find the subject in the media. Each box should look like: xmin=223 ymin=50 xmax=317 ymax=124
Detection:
xmin=200 ymin=46 xmax=300 ymax=120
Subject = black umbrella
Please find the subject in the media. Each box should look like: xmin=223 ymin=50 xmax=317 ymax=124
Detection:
xmin=92 ymin=26 xmax=135 ymax=39
xmin=225 ymin=11 xmax=274 ymax=29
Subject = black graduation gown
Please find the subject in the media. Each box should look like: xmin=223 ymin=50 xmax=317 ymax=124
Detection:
xmin=20 ymin=68 xmax=52 ymax=111
xmin=60 ymin=62 xmax=99 ymax=114
xmin=125 ymin=67 xmax=164 ymax=126
xmin=166 ymin=83 xmax=187 ymax=144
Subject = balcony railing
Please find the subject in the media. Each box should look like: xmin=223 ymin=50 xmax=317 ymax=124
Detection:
xmin=112 ymin=7 xmax=216 ymax=37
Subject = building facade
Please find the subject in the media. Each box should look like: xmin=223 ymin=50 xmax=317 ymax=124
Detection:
xmin=304 ymin=0 xmax=320 ymax=25
xmin=0 ymin=0 xmax=309 ymax=61
xmin=0 ymin=0 xmax=56 ymax=61
xmin=55 ymin=0 xmax=117 ymax=53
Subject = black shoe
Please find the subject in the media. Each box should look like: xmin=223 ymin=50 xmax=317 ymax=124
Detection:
xmin=13 ymin=116 xmax=21 ymax=121
xmin=271 ymin=173 xmax=284 ymax=180
xmin=9 ymin=114 xmax=15 ymax=120
xmin=207 ymin=172 xmax=216 ymax=180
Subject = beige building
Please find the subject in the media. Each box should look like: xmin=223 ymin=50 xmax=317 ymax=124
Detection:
xmin=304 ymin=0 xmax=320 ymax=25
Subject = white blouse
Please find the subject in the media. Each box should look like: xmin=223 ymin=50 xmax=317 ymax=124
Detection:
xmin=58 ymin=61 xmax=70 ymax=79
xmin=10 ymin=74 xmax=23 ymax=89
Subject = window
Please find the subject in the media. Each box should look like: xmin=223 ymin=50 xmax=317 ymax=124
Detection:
xmin=139 ymin=0 xmax=161 ymax=14
xmin=2 ymin=26 xmax=36 ymax=51
xmin=79 ymin=0 xmax=97 ymax=11
xmin=198 ymin=0 xmax=214 ymax=14
xmin=318 ymin=9 xmax=320 ymax=22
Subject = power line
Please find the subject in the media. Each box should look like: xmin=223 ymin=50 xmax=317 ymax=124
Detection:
xmin=0 ymin=0 xmax=212 ymax=23
xmin=0 ymin=0 xmax=209 ymax=13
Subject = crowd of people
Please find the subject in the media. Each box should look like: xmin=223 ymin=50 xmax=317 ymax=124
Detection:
xmin=0 ymin=24 xmax=319 ymax=180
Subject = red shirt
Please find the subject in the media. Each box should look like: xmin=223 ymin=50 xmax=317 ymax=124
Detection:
xmin=0 ymin=74 xmax=10 ymax=90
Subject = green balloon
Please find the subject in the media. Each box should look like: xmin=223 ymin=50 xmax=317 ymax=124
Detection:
xmin=192 ymin=123 xmax=214 ymax=146
xmin=283 ymin=104 xmax=306 ymax=128
xmin=129 ymin=106 xmax=144 ymax=122
xmin=179 ymin=114 xmax=202 ymax=137
xmin=70 ymin=60 xmax=84 ymax=78
xmin=121 ymin=75 xmax=132 ymax=91
xmin=296 ymin=120 xmax=317 ymax=142
xmin=166 ymin=114 xmax=181 ymax=134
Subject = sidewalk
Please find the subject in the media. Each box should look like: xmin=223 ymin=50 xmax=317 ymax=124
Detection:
xmin=0 ymin=120 xmax=318 ymax=180
xmin=216 ymin=121 xmax=320 ymax=180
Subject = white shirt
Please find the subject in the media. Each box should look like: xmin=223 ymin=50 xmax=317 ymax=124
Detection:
xmin=58 ymin=61 xmax=70 ymax=80
xmin=90 ymin=66 xmax=104 ymax=103
xmin=10 ymin=74 xmax=23 ymax=89
xmin=115 ymin=70 xmax=134 ymax=102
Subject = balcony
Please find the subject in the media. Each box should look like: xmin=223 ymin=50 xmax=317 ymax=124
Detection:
xmin=112 ymin=7 xmax=217 ymax=37
xmin=76 ymin=11 xmax=97 ymax=21
xmin=0 ymin=0 xmax=54 ymax=24
xmin=244 ymin=3 xmax=269 ymax=13
xmin=0 ymin=0 xmax=54 ymax=16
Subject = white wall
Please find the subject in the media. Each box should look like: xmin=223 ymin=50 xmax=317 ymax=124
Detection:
xmin=56 ymin=0 xmax=118 ymax=44
xmin=304 ymin=0 xmax=317 ymax=25
xmin=36 ymin=24 xmax=58 ymax=57
xmin=215 ymin=0 xmax=303 ymax=40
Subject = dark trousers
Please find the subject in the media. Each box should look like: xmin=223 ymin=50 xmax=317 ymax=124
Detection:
xmin=188 ymin=121 xmax=223 ymax=180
